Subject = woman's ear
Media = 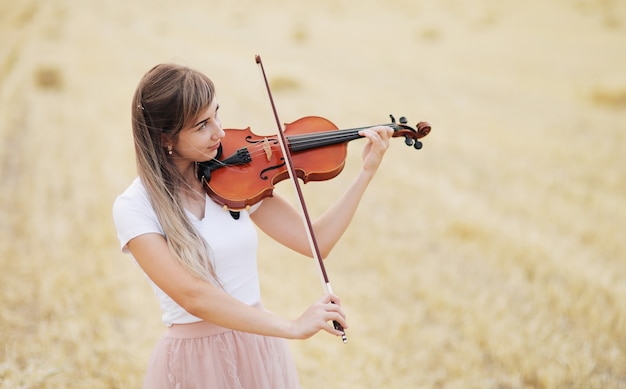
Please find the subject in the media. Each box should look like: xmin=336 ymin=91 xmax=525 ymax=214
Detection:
xmin=161 ymin=134 xmax=173 ymax=155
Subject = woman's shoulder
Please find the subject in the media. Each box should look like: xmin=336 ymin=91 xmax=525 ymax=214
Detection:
xmin=117 ymin=177 xmax=146 ymax=197
xmin=112 ymin=177 xmax=163 ymax=250
xmin=112 ymin=177 xmax=152 ymax=215
xmin=116 ymin=176 xmax=150 ymax=200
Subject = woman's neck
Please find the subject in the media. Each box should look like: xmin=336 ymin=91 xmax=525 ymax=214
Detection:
xmin=178 ymin=162 xmax=206 ymax=219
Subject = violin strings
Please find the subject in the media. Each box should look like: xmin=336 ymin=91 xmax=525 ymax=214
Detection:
xmin=233 ymin=134 xmax=351 ymax=161
xmin=289 ymin=128 xmax=362 ymax=146
xmin=239 ymin=127 xmax=367 ymax=159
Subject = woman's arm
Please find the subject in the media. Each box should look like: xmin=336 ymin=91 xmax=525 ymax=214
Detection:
xmin=251 ymin=125 xmax=393 ymax=258
xmin=127 ymin=232 xmax=347 ymax=338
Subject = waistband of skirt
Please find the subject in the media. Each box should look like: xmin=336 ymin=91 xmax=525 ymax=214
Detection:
xmin=165 ymin=302 xmax=264 ymax=339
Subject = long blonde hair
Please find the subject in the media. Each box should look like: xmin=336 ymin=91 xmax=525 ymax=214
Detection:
xmin=131 ymin=63 xmax=218 ymax=283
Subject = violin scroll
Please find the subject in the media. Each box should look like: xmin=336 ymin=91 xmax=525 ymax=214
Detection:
xmin=389 ymin=114 xmax=431 ymax=150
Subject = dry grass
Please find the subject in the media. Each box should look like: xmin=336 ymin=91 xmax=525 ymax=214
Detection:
xmin=1 ymin=0 xmax=625 ymax=388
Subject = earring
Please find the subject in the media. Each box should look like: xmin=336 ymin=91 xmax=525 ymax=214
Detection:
xmin=167 ymin=145 xmax=173 ymax=155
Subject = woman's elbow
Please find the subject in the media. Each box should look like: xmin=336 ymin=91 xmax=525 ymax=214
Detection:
xmin=174 ymin=286 xmax=211 ymax=318
xmin=304 ymin=245 xmax=332 ymax=260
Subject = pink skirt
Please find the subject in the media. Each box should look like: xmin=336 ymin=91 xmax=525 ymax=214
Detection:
xmin=143 ymin=318 xmax=301 ymax=389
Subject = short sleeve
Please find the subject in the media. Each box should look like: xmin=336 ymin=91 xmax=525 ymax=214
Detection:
xmin=112 ymin=178 xmax=164 ymax=253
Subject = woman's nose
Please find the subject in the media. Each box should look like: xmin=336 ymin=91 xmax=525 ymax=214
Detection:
xmin=213 ymin=125 xmax=225 ymax=140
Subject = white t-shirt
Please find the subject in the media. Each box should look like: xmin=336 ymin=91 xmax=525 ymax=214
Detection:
xmin=112 ymin=177 xmax=262 ymax=326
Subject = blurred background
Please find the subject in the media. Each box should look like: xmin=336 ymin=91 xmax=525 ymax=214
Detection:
xmin=1 ymin=0 xmax=625 ymax=388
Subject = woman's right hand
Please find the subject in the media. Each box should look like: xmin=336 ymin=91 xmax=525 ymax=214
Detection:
xmin=290 ymin=294 xmax=348 ymax=339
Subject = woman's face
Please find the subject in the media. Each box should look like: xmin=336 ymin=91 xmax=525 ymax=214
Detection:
xmin=172 ymin=98 xmax=224 ymax=163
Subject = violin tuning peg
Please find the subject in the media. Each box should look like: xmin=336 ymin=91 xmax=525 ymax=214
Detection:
xmin=404 ymin=136 xmax=413 ymax=147
xmin=399 ymin=116 xmax=408 ymax=125
xmin=414 ymin=140 xmax=423 ymax=150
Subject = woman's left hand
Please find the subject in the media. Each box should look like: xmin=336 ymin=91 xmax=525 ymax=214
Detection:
xmin=358 ymin=125 xmax=393 ymax=174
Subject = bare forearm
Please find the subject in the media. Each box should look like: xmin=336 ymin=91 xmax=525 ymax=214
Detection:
xmin=183 ymin=285 xmax=346 ymax=340
xmin=312 ymin=168 xmax=375 ymax=258
xmin=184 ymin=287 xmax=296 ymax=338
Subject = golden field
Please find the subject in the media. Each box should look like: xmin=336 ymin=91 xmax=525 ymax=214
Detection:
xmin=1 ymin=0 xmax=625 ymax=388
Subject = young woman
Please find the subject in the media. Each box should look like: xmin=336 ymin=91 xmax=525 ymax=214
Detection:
xmin=112 ymin=63 xmax=392 ymax=388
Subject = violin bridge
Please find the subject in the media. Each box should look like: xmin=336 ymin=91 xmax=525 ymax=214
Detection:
xmin=262 ymin=137 xmax=272 ymax=161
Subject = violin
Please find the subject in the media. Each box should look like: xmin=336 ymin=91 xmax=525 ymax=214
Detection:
xmin=197 ymin=114 xmax=431 ymax=210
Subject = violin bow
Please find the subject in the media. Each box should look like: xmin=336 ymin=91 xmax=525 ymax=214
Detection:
xmin=255 ymin=55 xmax=347 ymax=343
